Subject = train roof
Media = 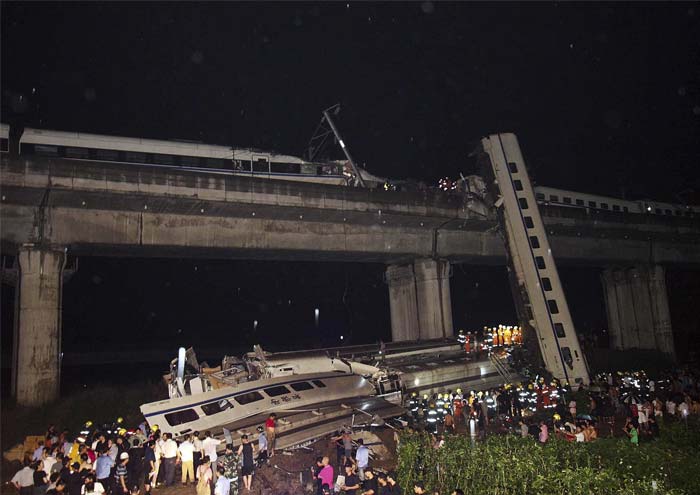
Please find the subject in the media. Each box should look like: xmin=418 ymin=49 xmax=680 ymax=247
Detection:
xmin=19 ymin=127 xmax=308 ymax=163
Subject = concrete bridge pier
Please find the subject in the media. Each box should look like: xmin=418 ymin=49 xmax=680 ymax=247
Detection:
xmin=386 ymin=259 xmax=453 ymax=341
xmin=601 ymin=265 xmax=675 ymax=358
xmin=14 ymin=246 xmax=66 ymax=406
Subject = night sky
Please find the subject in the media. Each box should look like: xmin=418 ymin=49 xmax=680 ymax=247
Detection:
xmin=2 ymin=3 xmax=700 ymax=375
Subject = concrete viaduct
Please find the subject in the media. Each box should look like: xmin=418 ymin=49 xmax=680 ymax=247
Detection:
xmin=2 ymin=156 xmax=699 ymax=405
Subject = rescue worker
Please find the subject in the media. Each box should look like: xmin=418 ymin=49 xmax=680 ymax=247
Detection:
xmin=497 ymin=326 xmax=504 ymax=347
xmin=492 ymin=327 xmax=498 ymax=348
xmin=426 ymin=403 xmax=439 ymax=434
xmin=408 ymin=392 xmax=420 ymax=421
xmin=504 ymin=326 xmax=512 ymax=346
xmin=457 ymin=330 xmax=466 ymax=346
xmin=464 ymin=332 xmax=471 ymax=354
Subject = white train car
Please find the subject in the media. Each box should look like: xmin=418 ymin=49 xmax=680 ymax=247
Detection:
xmin=533 ymin=186 xmax=640 ymax=214
xmin=534 ymin=186 xmax=698 ymax=219
xmin=18 ymin=127 xmax=347 ymax=185
xmin=140 ymin=371 xmax=375 ymax=439
xmin=0 ymin=123 xmax=9 ymax=153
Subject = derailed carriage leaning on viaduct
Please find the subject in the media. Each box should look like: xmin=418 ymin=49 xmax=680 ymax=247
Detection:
xmin=1 ymin=120 xmax=699 ymax=411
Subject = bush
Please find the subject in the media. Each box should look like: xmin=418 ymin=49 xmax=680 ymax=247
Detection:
xmin=396 ymin=421 xmax=700 ymax=495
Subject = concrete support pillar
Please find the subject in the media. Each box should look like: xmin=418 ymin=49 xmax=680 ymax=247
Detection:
xmin=414 ymin=259 xmax=453 ymax=340
xmin=386 ymin=259 xmax=453 ymax=342
xmin=386 ymin=264 xmax=420 ymax=341
xmin=15 ymin=246 xmax=66 ymax=406
xmin=601 ymin=265 xmax=674 ymax=358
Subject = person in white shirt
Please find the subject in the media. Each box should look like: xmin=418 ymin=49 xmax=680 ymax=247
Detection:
xmin=192 ymin=432 xmax=204 ymax=471
xmin=11 ymin=462 xmax=35 ymax=495
xmin=214 ymin=466 xmax=230 ymax=495
xmin=161 ymin=433 xmax=179 ymax=487
xmin=202 ymin=431 xmax=222 ymax=472
xmin=81 ymin=474 xmax=105 ymax=495
xmin=354 ymin=439 xmax=369 ymax=480
xmin=42 ymin=450 xmax=57 ymax=475
xmin=679 ymin=400 xmax=690 ymax=419
xmin=178 ymin=435 xmax=196 ymax=485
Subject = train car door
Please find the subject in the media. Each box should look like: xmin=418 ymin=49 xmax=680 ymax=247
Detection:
xmin=252 ymin=154 xmax=270 ymax=178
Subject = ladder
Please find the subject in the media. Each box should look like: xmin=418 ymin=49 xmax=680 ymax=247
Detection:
xmin=478 ymin=134 xmax=590 ymax=387
xmin=489 ymin=352 xmax=515 ymax=384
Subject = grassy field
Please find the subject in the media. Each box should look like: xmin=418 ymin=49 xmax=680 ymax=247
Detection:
xmin=397 ymin=419 xmax=700 ymax=495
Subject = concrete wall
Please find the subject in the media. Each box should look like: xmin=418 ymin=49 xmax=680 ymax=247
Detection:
xmin=15 ymin=246 xmax=65 ymax=406
xmin=601 ymin=265 xmax=675 ymax=358
xmin=386 ymin=259 xmax=453 ymax=341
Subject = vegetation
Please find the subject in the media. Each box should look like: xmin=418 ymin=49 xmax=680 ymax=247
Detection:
xmin=397 ymin=420 xmax=700 ymax=495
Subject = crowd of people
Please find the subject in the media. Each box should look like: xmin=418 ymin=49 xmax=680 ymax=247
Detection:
xmin=9 ymin=368 xmax=699 ymax=495
xmin=9 ymin=412 xmax=281 ymax=495
xmin=404 ymin=367 xmax=700 ymax=448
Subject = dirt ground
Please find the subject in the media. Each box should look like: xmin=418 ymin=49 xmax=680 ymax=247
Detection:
xmin=145 ymin=428 xmax=398 ymax=495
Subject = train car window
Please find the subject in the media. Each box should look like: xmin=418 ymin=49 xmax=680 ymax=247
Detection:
xmin=547 ymin=300 xmax=560 ymax=314
xmin=535 ymin=256 xmax=546 ymax=270
xmin=264 ymin=385 xmax=292 ymax=397
xmin=588 ymin=201 xmax=597 ymax=208
xmin=623 ymin=206 xmax=629 ymax=212
xmin=201 ymin=399 xmax=233 ymax=416
xmin=95 ymin=149 xmax=119 ymax=161
xmin=312 ymin=380 xmax=327 ymax=388
xmin=612 ymin=205 xmax=620 ymax=211
xmin=524 ymin=217 xmax=534 ymax=229
xmin=529 ymin=236 xmax=540 ymax=249
xmin=550 ymin=195 xmax=559 ymax=202
xmin=0 ymin=138 xmax=8 ymax=153
xmin=35 ymin=144 xmax=60 ymax=156
xmin=518 ymin=198 xmax=529 ymax=209
xmin=563 ymin=197 xmax=572 ymax=204
xmin=271 ymin=162 xmax=302 ymax=174
xmin=180 ymin=155 xmax=201 ymax=168
xmin=164 ymin=408 xmax=199 ymax=426
xmin=125 ymin=151 xmax=147 ymax=163
xmin=554 ymin=323 xmax=566 ymax=338
xmin=535 ymin=193 xmax=545 ymax=200
xmin=290 ymin=381 xmax=314 ymax=392
xmin=508 ymin=162 xmax=518 ymax=174
xmin=575 ymin=199 xmax=584 ymax=206
xmin=234 ymin=391 xmax=264 ymax=405
xmin=235 ymin=160 xmax=251 ymax=172
xmin=541 ymin=277 xmax=552 ymax=291
xmin=205 ymin=158 xmax=227 ymax=169
xmin=513 ymin=180 xmax=523 ymax=191
xmin=154 ymin=154 xmax=175 ymax=165
xmin=655 ymin=208 xmax=662 ymax=215
xmin=601 ymin=203 xmax=609 ymax=210
xmin=65 ymin=147 xmax=90 ymax=159
xmin=253 ymin=158 xmax=269 ymax=173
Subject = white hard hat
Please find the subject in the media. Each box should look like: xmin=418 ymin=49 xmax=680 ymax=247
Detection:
xmin=120 ymin=452 xmax=129 ymax=460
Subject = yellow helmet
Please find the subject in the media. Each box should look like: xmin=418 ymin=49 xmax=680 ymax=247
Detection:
xmin=116 ymin=417 xmax=124 ymax=424
xmin=118 ymin=428 xmax=127 ymax=436
xmin=84 ymin=421 xmax=93 ymax=428
xmin=456 ymin=388 xmax=462 ymax=395
xmin=553 ymin=413 xmax=561 ymax=421
xmin=151 ymin=424 xmax=159 ymax=432
xmin=444 ymin=403 xmax=450 ymax=409
xmin=411 ymin=392 xmax=417 ymax=397
xmin=423 ymin=394 xmax=428 ymax=400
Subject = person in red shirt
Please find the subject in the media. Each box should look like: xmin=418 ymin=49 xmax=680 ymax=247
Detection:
xmin=264 ymin=413 xmax=276 ymax=458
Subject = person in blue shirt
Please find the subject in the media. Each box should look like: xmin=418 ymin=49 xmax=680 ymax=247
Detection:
xmin=94 ymin=449 xmax=114 ymax=488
